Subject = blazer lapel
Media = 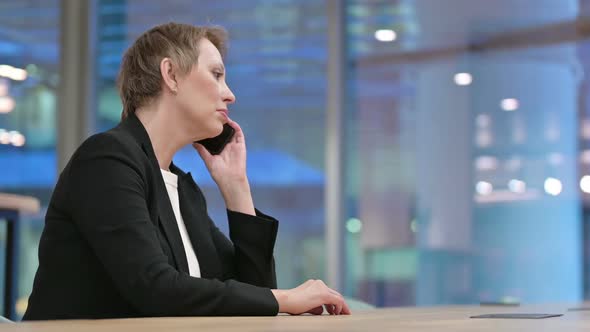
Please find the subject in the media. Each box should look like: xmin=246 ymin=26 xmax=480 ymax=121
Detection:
xmin=176 ymin=171 xmax=221 ymax=279
xmin=154 ymin=175 xmax=190 ymax=274
xmin=119 ymin=114 xmax=190 ymax=274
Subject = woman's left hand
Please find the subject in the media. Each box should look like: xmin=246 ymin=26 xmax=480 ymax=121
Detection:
xmin=193 ymin=119 xmax=255 ymax=215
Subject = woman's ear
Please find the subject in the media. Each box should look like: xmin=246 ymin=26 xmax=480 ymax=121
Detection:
xmin=160 ymin=57 xmax=178 ymax=94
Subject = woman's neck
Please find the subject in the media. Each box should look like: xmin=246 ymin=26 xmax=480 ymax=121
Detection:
xmin=135 ymin=103 xmax=186 ymax=171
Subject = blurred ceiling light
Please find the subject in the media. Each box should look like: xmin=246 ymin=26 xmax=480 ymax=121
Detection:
xmin=0 ymin=129 xmax=9 ymax=145
xmin=476 ymin=181 xmax=493 ymax=196
xmin=346 ymin=218 xmax=362 ymax=234
xmin=476 ymin=130 xmax=492 ymax=148
xmin=476 ymin=114 xmax=491 ymax=128
xmin=508 ymin=179 xmax=526 ymax=193
xmin=548 ymin=153 xmax=564 ymax=166
xmin=0 ymin=65 xmax=27 ymax=81
xmin=505 ymin=156 xmax=522 ymax=172
xmin=374 ymin=29 xmax=396 ymax=42
xmin=500 ymin=98 xmax=519 ymax=111
xmin=454 ymin=72 xmax=472 ymax=86
xmin=475 ymin=156 xmax=498 ymax=171
xmin=545 ymin=126 xmax=560 ymax=142
xmin=0 ymin=96 xmax=15 ymax=113
xmin=9 ymin=131 xmax=25 ymax=147
xmin=581 ymin=176 xmax=590 ymax=193
xmin=544 ymin=177 xmax=562 ymax=196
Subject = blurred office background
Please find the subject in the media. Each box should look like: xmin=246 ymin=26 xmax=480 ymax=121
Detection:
xmin=1 ymin=0 xmax=589 ymax=318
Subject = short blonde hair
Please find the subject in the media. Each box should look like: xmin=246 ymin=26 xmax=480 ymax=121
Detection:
xmin=117 ymin=22 xmax=228 ymax=120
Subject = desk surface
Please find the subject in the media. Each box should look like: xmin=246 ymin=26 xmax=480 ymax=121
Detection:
xmin=0 ymin=193 xmax=40 ymax=214
xmin=7 ymin=303 xmax=590 ymax=331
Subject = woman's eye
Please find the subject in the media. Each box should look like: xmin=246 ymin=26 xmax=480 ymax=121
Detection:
xmin=214 ymin=72 xmax=223 ymax=79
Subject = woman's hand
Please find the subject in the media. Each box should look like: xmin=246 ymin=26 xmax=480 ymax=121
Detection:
xmin=193 ymin=119 xmax=255 ymax=215
xmin=271 ymin=280 xmax=352 ymax=315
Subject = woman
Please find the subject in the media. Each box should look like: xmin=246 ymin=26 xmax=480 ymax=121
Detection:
xmin=23 ymin=22 xmax=350 ymax=320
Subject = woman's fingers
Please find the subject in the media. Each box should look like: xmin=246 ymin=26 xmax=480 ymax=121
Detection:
xmin=193 ymin=142 xmax=209 ymax=157
xmin=341 ymin=301 xmax=352 ymax=315
xmin=226 ymin=119 xmax=244 ymax=143
xmin=319 ymin=288 xmax=344 ymax=315
xmin=193 ymin=142 xmax=213 ymax=165
xmin=307 ymin=306 xmax=324 ymax=315
xmin=281 ymin=279 xmax=352 ymax=316
xmin=331 ymin=294 xmax=343 ymax=315
xmin=305 ymin=279 xmax=348 ymax=315
xmin=324 ymin=304 xmax=334 ymax=315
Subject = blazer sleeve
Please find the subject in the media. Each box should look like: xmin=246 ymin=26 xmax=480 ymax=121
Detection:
xmin=66 ymin=135 xmax=279 ymax=317
xmin=208 ymin=209 xmax=278 ymax=288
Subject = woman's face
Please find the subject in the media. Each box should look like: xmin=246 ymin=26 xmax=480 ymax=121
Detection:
xmin=175 ymin=38 xmax=235 ymax=141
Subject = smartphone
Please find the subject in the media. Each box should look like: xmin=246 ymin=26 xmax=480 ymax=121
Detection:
xmin=195 ymin=123 xmax=235 ymax=155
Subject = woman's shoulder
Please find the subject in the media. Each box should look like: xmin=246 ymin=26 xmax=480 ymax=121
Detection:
xmin=70 ymin=127 xmax=146 ymax=167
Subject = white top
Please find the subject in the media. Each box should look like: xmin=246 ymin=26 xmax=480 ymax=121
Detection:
xmin=160 ymin=169 xmax=201 ymax=277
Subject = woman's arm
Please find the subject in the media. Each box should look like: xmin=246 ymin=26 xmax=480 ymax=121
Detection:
xmin=206 ymin=207 xmax=278 ymax=288
xmin=193 ymin=119 xmax=255 ymax=216
xmin=194 ymin=120 xmax=350 ymax=315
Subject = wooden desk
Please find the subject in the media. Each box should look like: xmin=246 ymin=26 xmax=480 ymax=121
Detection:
xmin=6 ymin=303 xmax=589 ymax=331
xmin=0 ymin=193 xmax=40 ymax=320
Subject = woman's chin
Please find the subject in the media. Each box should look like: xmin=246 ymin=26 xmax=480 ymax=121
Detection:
xmin=192 ymin=125 xmax=223 ymax=142
xmin=205 ymin=124 xmax=224 ymax=139
xmin=213 ymin=123 xmax=224 ymax=136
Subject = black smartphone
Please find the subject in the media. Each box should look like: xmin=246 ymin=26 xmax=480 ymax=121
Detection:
xmin=195 ymin=123 xmax=235 ymax=155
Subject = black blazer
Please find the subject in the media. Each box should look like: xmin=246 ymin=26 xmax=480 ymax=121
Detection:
xmin=23 ymin=114 xmax=279 ymax=320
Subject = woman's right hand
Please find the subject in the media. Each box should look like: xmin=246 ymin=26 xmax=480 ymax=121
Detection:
xmin=271 ymin=279 xmax=351 ymax=315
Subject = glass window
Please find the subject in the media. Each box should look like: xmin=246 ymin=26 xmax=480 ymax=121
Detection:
xmin=345 ymin=0 xmax=583 ymax=306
